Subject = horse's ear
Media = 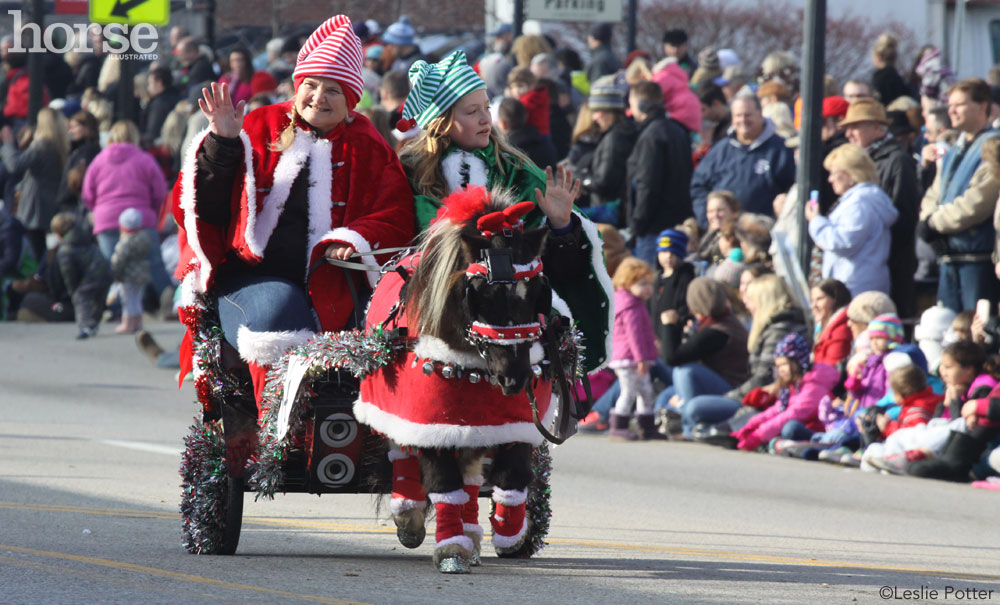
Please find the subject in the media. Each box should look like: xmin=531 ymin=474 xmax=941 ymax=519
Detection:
xmin=523 ymin=226 xmax=548 ymax=257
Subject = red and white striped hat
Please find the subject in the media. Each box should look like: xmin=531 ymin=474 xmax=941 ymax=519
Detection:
xmin=293 ymin=15 xmax=364 ymax=110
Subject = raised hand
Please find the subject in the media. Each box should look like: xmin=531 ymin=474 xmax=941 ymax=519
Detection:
xmin=199 ymin=82 xmax=246 ymax=139
xmin=534 ymin=165 xmax=581 ymax=230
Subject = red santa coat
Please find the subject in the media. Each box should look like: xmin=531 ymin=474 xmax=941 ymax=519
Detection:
xmin=171 ymin=102 xmax=414 ymax=334
xmin=355 ymin=255 xmax=554 ymax=449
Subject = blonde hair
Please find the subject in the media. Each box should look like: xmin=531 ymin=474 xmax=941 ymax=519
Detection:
xmin=511 ymin=34 xmax=553 ymax=67
xmin=624 ymin=58 xmax=652 ymax=86
xmin=571 ymin=103 xmax=597 ymax=143
xmin=612 ymin=256 xmax=654 ymax=290
xmin=887 ymin=95 xmax=919 ymax=112
xmin=824 ymin=144 xmax=878 ymax=185
xmin=50 ymin=211 xmax=76 ymax=236
xmin=746 ymin=274 xmax=797 ymax=352
xmin=97 ymin=54 xmax=121 ymax=95
xmin=33 ymin=107 xmax=69 ymax=169
xmin=271 ymin=104 xmax=301 ymax=152
xmin=889 ymin=363 xmax=927 ymax=399
xmin=872 ymin=33 xmax=899 ymax=66
xmin=89 ymin=97 xmax=115 ymax=133
xmin=107 ymin=120 xmax=140 ymax=145
xmin=399 ymin=105 xmax=533 ymax=202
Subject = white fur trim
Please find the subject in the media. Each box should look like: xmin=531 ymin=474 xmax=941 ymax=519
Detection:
xmin=413 ymin=335 xmax=487 ymax=369
xmin=315 ymin=227 xmax=379 ymax=288
xmin=491 ymin=487 xmax=527 ymax=506
xmin=305 ymin=137 xmax=335 ymax=279
xmin=550 ymin=291 xmax=572 ymax=322
xmin=463 ymin=474 xmax=485 ymax=486
xmin=491 ymin=518 xmax=528 ymax=548
xmin=178 ymin=128 xmax=214 ymax=293
xmin=463 ymin=523 xmax=484 ymax=539
xmin=245 ymin=128 xmax=308 ymax=257
xmin=442 ymin=150 xmax=490 ymax=194
xmin=435 ymin=534 xmax=475 ymax=552
xmin=390 ymin=498 xmax=425 ymax=515
xmin=353 ymin=392 xmax=556 ymax=449
xmin=429 ymin=489 xmax=470 ymax=505
xmin=575 ymin=210 xmax=614 ymax=370
xmin=235 ymin=325 xmax=315 ymax=365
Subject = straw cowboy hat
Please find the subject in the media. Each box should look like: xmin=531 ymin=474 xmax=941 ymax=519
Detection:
xmin=838 ymin=97 xmax=889 ymax=128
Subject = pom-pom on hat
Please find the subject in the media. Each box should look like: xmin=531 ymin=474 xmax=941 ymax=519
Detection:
xmin=293 ymin=15 xmax=365 ymax=111
xmin=774 ymin=332 xmax=812 ymax=373
xmin=118 ymin=207 xmax=143 ymax=231
xmin=656 ymin=228 xmax=688 ymax=257
xmin=396 ymin=49 xmax=486 ymax=132
xmin=868 ymin=313 xmax=904 ymax=344
xmin=382 ymin=15 xmax=415 ymax=46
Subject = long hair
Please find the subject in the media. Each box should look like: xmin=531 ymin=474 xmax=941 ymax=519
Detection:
xmin=34 ymin=107 xmax=69 ymax=169
xmin=404 ymin=187 xmax=520 ymax=340
xmin=399 ymin=105 xmax=533 ymax=202
xmin=746 ymin=274 xmax=797 ymax=352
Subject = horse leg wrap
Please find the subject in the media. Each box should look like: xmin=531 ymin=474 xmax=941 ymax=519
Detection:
xmin=462 ymin=474 xmax=485 ymax=565
xmin=246 ymin=361 xmax=270 ymax=418
xmin=389 ymin=451 xmax=426 ymax=515
xmin=490 ymin=487 xmax=528 ymax=550
xmin=430 ymin=490 xmax=472 ymax=548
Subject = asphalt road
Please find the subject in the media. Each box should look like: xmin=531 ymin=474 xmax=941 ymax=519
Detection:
xmin=2 ymin=320 xmax=999 ymax=604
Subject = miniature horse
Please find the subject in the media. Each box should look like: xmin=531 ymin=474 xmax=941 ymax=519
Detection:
xmin=355 ymin=187 xmax=555 ymax=573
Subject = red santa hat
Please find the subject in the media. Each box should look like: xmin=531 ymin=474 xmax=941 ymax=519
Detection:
xmin=293 ymin=15 xmax=365 ymax=111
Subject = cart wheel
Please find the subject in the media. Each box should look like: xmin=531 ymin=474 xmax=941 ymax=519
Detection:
xmin=179 ymin=419 xmax=245 ymax=555
xmin=493 ymin=443 xmax=552 ymax=559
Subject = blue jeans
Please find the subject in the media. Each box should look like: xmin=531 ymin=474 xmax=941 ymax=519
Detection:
xmin=593 ymin=360 xmax=672 ymax=420
xmin=97 ymin=227 xmax=172 ymax=295
xmin=215 ymin=274 xmax=317 ymax=350
xmin=672 ymin=363 xmax=732 ymax=403
xmin=938 ymin=261 xmax=999 ymax=312
xmin=633 ymin=234 xmax=659 ymax=268
xmin=781 ymin=420 xmax=815 ymax=441
xmin=681 ymin=395 xmax=742 ymax=438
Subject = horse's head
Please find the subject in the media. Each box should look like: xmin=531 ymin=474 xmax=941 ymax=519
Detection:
xmin=462 ymin=205 xmax=550 ymax=395
xmin=406 ymin=187 xmax=551 ymax=395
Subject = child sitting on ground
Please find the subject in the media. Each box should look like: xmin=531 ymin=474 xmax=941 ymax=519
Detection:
xmin=652 ymin=228 xmax=695 ymax=359
xmin=732 ymin=333 xmax=840 ymax=451
xmin=609 ymin=257 xmax=663 ymax=440
xmin=871 ymin=355 xmax=943 ymax=440
xmin=110 ymin=208 xmax=153 ymax=334
xmin=50 ymin=212 xmax=112 ymax=340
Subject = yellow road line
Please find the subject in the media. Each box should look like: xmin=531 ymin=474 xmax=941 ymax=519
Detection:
xmin=3 ymin=500 xmax=999 ymax=583
xmin=0 ymin=544 xmax=367 ymax=605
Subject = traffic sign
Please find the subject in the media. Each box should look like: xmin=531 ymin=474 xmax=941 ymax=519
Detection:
xmin=90 ymin=0 xmax=170 ymax=26
xmin=525 ymin=0 xmax=623 ymax=22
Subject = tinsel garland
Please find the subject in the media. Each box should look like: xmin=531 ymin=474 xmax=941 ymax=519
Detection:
xmin=250 ymin=327 xmax=401 ymax=500
xmin=179 ymin=419 xmax=229 ymax=554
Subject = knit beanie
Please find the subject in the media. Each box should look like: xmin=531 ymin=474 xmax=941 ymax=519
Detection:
xmin=686 ymin=277 xmax=729 ymax=319
xmin=382 ymin=15 xmax=415 ymax=46
xmin=774 ymin=332 xmax=812 ymax=372
xmin=867 ymin=313 xmax=904 ymax=344
xmin=914 ymin=304 xmax=956 ymax=343
xmin=118 ymin=207 xmax=142 ymax=232
xmin=396 ymin=49 xmax=486 ymax=132
xmin=588 ymin=74 xmax=625 ymax=111
xmin=846 ymin=291 xmax=896 ymax=325
xmin=656 ymin=228 xmax=688 ymax=257
xmin=293 ymin=15 xmax=364 ymax=111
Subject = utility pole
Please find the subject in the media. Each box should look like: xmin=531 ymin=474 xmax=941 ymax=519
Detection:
xmin=513 ymin=0 xmax=523 ymax=37
xmin=627 ymin=0 xmax=637 ymax=52
xmin=26 ymin=0 xmax=44 ymax=126
xmin=796 ymin=0 xmax=826 ymax=276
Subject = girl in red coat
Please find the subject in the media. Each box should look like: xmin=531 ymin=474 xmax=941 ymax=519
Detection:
xmin=811 ymin=278 xmax=853 ymax=367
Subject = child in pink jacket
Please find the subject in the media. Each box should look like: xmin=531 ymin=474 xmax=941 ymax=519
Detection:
xmin=734 ymin=332 xmax=840 ymax=451
xmin=609 ymin=257 xmax=661 ymax=440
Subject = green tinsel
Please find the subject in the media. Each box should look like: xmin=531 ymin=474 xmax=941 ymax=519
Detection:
xmin=492 ymin=443 xmax=552 ymax=559
xmin=179 ymin=419 xmax=229 ymax=554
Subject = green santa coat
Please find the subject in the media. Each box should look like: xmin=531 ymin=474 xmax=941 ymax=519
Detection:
xmin=411 ymin=141 xmax=614 ymax=372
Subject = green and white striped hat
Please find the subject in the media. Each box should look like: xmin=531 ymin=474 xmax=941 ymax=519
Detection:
xmin=395 ymin=49 xmax=487 ymax=132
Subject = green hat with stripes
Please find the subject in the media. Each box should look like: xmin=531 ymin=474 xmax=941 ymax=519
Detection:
xmin=395 ymin=49 xmax=487 ymax=132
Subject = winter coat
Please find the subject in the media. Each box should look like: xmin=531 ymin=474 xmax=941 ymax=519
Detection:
xmin=586 ymin=44 xmax=620 ymax=84
xmin=872 ymin=66 xmax=910 ymax=107
xmin=869 ymin=136 xmax=919 ymax=316
xmin=883 ymin=387 xmax=944 ymax=437
xmin=920 ymin=129 xmax=1000 ymax=257
xmin=141 ymin=89 xmax=182 ymax=144
xmin=649 ymin=63 xmax=701 ymax=133
xmin=519 ymin=87 xmax=550 ymax=137
xmin=610 ymin=288 xmax=658 ymax=365
xmin=741 ymin=362 xmax=841 ymax=444
xmin=808 ymin=182 xmax=899 ymax=296
xmin=57 ymin=140 xmax=102 ymax=210
xmin=844 ymin=351 xmax=890 ymax=412
xmin=83 ymin=143 xmax=168 ymax=235
xmin=507 ymin=124 xmax=557 ymax=172
xmin=588 ymin=117 xmax=637 ymax=208
xmin=625 ymin=111 xmax=694 ymax=236
xmin=726 ymin=306 xmax=810 ymax=401
xmin=661 ymin=313 xmax=749 ymax=387
xmin=0 ymin=211 xmax=29 ymax=276
xmin=56 ymin=223 xmax=112 ymax=328
xmin=3 ymin=67 xmax=49 ymax=120
xmin=217 ymin=73 xmax=253 ymax=105
xmin=690 ymin=119 xmax=796 ymax=225
xmin=111 ymin=230 xmax=153 ymax=285
xmin=177 ymin=56 xmax=216 ymax=93
xmin=651 ymin=262 xmax=695 ymax=327
xmin=1 ymin=139 xmax=63 ymax=231
xmin=813 ymin=307 xmax=852 ymax=367
xmin=549 ymin=103 xmax=572 ymax=161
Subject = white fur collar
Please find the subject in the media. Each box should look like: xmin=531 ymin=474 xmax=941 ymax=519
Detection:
xmin=441 ymin=149 xmax=489 ymax=194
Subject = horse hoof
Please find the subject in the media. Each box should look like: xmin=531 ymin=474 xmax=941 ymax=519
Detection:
xmin=436 ymin=554 xmax=471 ymax=574
xmin=396 ymin=526 xmax=426 ymax=549
xmin=469 ymin=549 xmax=481 ymax=567
xmin=393 ymin=508 xmax=426 ymax=549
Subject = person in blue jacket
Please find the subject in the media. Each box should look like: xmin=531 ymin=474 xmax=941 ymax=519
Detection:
xmin=690 ymin=95 xmax=796 ymax=227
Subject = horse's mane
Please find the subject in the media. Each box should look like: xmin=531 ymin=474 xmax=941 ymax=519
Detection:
xmin=405 ymin=187 xmax=520 ymax=341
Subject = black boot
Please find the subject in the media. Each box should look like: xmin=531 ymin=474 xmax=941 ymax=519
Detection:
xmin=907 ymin=430 xmax=985 ymax=482
xmin=607 ymin=412 xmax=637 ymax=440
xmin=637 ymin=413 xmax=668 ymax=440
